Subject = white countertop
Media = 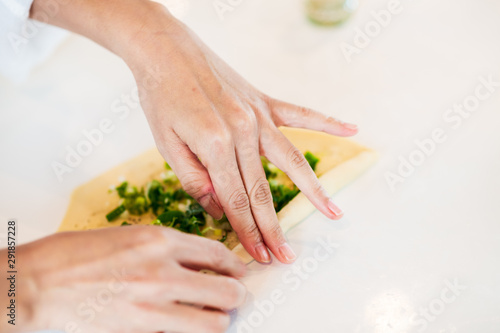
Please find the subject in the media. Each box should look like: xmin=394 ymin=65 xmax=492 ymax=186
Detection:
xmin=1 ymin=0 xmax=499 ymax=332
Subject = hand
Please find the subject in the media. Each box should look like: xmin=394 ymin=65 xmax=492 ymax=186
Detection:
xmin=30 ymin=0 xmax=358 ymax=265
xmin=128 ymin=8 xmax=358 ymax=264
xmin=0 ymin=226 xmax=246 ymax=333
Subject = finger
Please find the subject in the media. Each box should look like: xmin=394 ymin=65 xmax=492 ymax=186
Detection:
xmin=175 ymin=269 xmax=247 ymax=309
xmin=270 ymin=99 xmax=358 ymax=137
xmin=263 ymin=129 xmax=344 ymax=220
xmin=195 ymin=135 xmax=268 ymax=264
xmin=234 ymin=141 xmax=295 ymax=264
xmin=161 ymin=228 xmax=246 ymax=278
xmin=157 ymin=132 xmax=224 ymax=220
xmin=135 ymin=302 xmax=230 ymax=333
xmin=129 ymin=269 xmax=246 ymax=310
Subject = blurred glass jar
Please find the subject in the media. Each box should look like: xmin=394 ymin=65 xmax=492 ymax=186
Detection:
xmin=306 ymin=0 xmax=359 ymax=26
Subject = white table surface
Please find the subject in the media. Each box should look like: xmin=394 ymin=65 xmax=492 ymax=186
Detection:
xmin=1 ymin=0 xmax=499 ymax=332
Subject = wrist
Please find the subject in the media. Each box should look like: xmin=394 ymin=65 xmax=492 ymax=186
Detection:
xmin=111 ymin=1 xmax=183 ymax=70
xmin=120 ymin=6 xmax=191 ymax=84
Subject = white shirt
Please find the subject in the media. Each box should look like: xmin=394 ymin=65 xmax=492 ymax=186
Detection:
xmin=0 ymin=0 xmax=67 ymax=82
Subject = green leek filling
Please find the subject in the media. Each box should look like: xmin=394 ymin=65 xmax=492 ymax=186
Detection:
xmin=106 ymin=151 xmax=320 ymax=242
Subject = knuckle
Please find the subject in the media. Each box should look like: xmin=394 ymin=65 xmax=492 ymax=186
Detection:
xmin=159 ymin=272 xmax=183 ymax=293
xmin=282 ymin=106 xmax=310 ymax=126
xmin=233 ymin=112 xmax=257 ymax=136
xmin=264 ymin=223 xmax=285 ymax=245
xmin=238 ymin=222 xmax=262 ymax=243
xmin=259 ymin=126 xmax=281 ymax=156
xmin=181 ymin=172 xmax=211 ymax=200
xmin=131 ymin=226 xmax=163 ymax=245
xmin=207 ymin=131 xmax=233 ymax=158
xmin=324 ymin=116 xmax=341 ymax=130
xmin=259 ymin=125 xmax=276 ymax=149
xmin=237 ymin=142 xmax=258 ymax=161
xmin=228 ymin=189 xmax=250 ymax=213
xmin=310 ymin=178 xmax=327 ymax=198
xmin=250 ymin=179 xmax=272 ymax=207
xmin=286 ymin=146 xmax=308 ymax=171
xmin=325 ymin=115 xmax=340 ymax=124
xmin=298 ymin=106 xmax=312 ymax=118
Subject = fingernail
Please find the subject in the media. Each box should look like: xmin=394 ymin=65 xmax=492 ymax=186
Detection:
xmin=328 ymin=199 xmax=344 ymax=219
xmin=278 ymin=243 xmax=297 ymax=263
xmin=344 ymin=123 xmax=358 ymax=131
xmin=255 ymin=243 xmax=271 ymax=263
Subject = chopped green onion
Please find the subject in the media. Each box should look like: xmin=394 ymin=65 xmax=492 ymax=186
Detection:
xmin=106 ymin=205 xmax=126 ymax=222
xmin=304 ymin=151 xmax=320 ymax=172
xmin=109 ymin=151 xmax=319 ymax=241
xmin=116 ymin=182 xmax=128 ymax=198
xmin=156 ymin=210 xmax=185 ymax=225
xmin=201 ymin=227 xmax=223 ymax=237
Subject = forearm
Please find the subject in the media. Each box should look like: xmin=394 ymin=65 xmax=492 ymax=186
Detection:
xmin=29 ymin=0 xmax=179 ymax=73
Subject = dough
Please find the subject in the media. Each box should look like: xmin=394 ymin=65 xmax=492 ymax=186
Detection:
xmin=59 ymin=127 xmax=377 ymax=263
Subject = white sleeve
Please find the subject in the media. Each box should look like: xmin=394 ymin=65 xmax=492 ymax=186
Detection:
xmin=0 ymin=0 xmax=68 ymax=82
